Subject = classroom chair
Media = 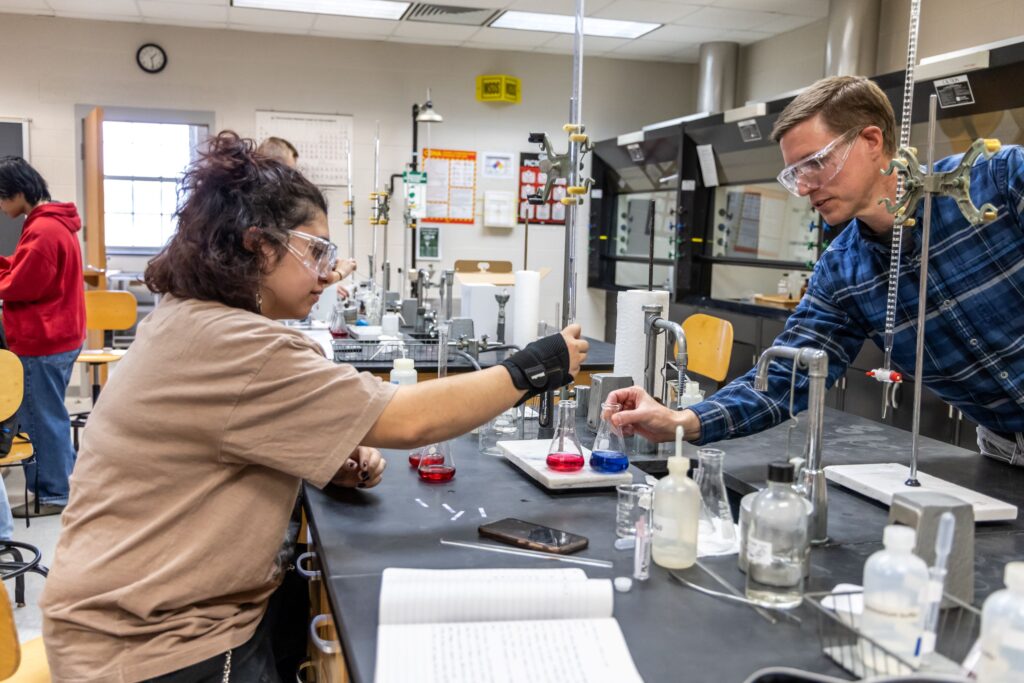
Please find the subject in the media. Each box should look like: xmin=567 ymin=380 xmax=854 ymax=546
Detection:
xmin=0 ymin=579 xmax=50 ymax=682
xmin=682 ymin=313 xmax=734 ymax=385
xmin=70 ymin=291 xmax=137 ymax=450
xmin=0 ymin=350 xmax=39 ymax=525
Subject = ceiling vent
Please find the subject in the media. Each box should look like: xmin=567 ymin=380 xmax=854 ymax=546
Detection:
xmin=404 ymin=3 xmax=500 ymax=26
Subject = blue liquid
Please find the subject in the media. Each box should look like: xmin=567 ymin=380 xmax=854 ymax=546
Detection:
xmin=590 ymin=450 xmax=629 ymax=473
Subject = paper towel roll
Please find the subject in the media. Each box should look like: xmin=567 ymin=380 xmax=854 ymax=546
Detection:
xmin=613 ymin=289 xmax=671 ymax=395
xmin=512 ymin=270 xmax=541 ymax=350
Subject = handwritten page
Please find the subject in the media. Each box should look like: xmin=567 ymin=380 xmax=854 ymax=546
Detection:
xmin=379 ymin=568 xmax=610 ymax=625
xmin=375 ymin=618 xmax=644 ymax=683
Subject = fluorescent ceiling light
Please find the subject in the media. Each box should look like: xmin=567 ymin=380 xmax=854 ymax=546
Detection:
xmin=233 ymin=0 xmax=410 ymax=21
xmin=491 ymin=11 xmax=659 ymax=39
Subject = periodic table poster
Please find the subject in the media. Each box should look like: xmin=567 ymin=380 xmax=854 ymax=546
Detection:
xmin=255 ymin=110 xmax=353 ymax=187
xmin=517 ymin=152 xmax=566 ymax=225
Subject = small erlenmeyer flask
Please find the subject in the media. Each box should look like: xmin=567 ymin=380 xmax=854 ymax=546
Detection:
xmin=417 ymin=441 xmax=456 ymax=482
xmin=591 ymin=402 xmax=629 ymax=473
xmin=479 ymin=407 xmax=520 ymax=456
xmin=694 ymin=447 xmax=737 ymax=554
xmin=545 ymin=400 xmax=585 ymax=472
xmin=328 ymin=301 xmax=349 ymax=339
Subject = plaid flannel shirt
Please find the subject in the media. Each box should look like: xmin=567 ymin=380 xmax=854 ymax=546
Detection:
xmin=692 ymin=146 xmax=1024 ymax=445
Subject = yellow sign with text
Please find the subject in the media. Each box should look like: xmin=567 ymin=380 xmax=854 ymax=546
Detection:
xmin=476 ymin=74 xmax=521 ymax=104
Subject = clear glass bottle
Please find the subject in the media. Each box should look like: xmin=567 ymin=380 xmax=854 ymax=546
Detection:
xmin=860 ymin=525 xmax=930 ymax=668
xmin=745 ymin=461 xmax=809 ymax=609
xmin=417 ymin=441 xmax=455 ymax=482
xmin=545 ymin=400 xmax=585 ymax=472
xmin=651 ymin=451 xmax=700 ymax=569
xmin=694 ymin=448 xmax=737 ymax=555
xmin=590 ymin=402 xmax=629 ymax=473
xmin=979 ymin=562 xmax=1024 ymax=683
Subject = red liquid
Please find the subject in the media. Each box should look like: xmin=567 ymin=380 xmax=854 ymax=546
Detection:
xmin=408 ymin=453 xmax=422 ymax=467
xmin=546 ymin=452 xmax=585 ymax=472
xmin=330 ymin=329 xmax=349 ymax=339
xmin=418 ymin=464 xmax=456 ymax=482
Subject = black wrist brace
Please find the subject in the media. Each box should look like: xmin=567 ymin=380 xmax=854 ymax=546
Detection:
xmin=500 ymin=333 xmax=572 ymax=406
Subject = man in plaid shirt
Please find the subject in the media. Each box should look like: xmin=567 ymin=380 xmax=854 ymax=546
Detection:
xmin=609 ymin=75 xmax=1024 ymax=467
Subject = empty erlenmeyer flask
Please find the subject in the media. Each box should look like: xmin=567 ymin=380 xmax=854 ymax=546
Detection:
xmin=694 ymin=447 xmax=737 ymax=554
xmin=479 ymin=407 xmax=520 ymax=456
xmin=591 ymin=402 xmax=629 ymax=473
xmin=417 ymin=441 xmax=456 ymax=482
xmin=546 ymin=400 xmax=585 ymax=472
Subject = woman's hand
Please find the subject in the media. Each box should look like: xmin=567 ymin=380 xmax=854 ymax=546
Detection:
xmin=332 ymin=446 xmax=387 ymax=488
xmin=336 ymin=258 xmax=358 ymax=279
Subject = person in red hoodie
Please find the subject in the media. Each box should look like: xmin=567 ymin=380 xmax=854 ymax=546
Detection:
xmin=0 ymin=156 xmax=85 ymax=518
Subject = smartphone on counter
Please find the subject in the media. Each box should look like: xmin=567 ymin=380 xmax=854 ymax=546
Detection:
xmin=478 ymin=518 xmax=589 ymax=555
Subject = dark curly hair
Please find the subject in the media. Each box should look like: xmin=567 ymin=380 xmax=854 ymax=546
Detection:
xmin=145 ymin=131 xmax=327 ymax=313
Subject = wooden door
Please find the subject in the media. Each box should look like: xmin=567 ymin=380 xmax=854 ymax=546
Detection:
xmin=82 ymin=107 xmax=106 ymax=350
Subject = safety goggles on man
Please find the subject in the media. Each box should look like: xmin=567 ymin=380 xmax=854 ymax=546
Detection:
xmin=278 ymin=229 xmax=338 ymax=280
xmin=776 ymin=128 xmax=861 ymax=196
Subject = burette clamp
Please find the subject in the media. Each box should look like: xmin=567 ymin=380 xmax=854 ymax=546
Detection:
xmin=867 ymin=368 xmax=903 ymax=383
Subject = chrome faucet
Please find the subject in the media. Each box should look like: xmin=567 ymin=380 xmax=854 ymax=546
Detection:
xmin=754 ymin=345 xmax=829 ymax=545
xmin=638 ymin=304 xmax=689 ymax=454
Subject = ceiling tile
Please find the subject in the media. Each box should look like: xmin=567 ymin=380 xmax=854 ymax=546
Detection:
xmin=611 ymin=38 xmax=681 ymax=57
xmin=228 ymin=6 xmax=317 ymax=29
xmin=392 ymin=21 xmax=481 ymax=40
xmin=683 ymin=5 xmax=783 ymax=30
xmin=310 ymin=14 xmax=397 ymax=36
xmin=645 ymin=23 xmax=730 ymax=43
xmin=229 ymin=21 xmax=313 ymax=35
xmin=48 ymin=0 xmax=140 ymax=16
xmin=752 ymin=13 xmax=818 ymax=33
xmin=465 ymin=26 xmax=559 ymax=47
xmin=712 ymin=0 xmax=828 ymax=18
xmin=594 ymin=0 xmax=700 ymax=24
xmin=137 ymin=1 xmax=229 ymax=22
xmin=502 ymin=0 xmax=617 ymax=14
xmin=540 ymin=34 xmax=631 ymax=53
xmin=388 ymin=35 xmax=463 ymax=45
xmin=0 ymin=0 xmax=53 ymax=14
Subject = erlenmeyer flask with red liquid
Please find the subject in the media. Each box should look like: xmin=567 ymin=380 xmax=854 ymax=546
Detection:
xmin=417 ymin=441 xmax=456 ymax=482
xmin=546 ymin=399 xmax=585 ymax=472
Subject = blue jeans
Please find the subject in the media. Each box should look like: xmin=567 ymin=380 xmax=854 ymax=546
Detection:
xmin=18 ymin=348 xmax=79 ymax=506
xmin=0 ymin=477 xmax=12 ymax=539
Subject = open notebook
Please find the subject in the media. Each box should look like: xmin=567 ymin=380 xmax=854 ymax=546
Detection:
xmin=373 ymin=568 xmax=644 ymax=683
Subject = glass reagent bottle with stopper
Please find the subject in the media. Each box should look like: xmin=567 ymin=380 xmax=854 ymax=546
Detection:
xmin=590 ymin=402 xmax=629 ymax=473
xmin=978 ymin=561 xmax=1024 ymax=682
xmin=546 ymin=399 xmax=585 ymax=472
xmin=860 ymin=525 xmax=929 ymax=668
xmin=651 ymin=426 xmax=700 ymax=569
xmin=745 ymin=461 xmax=809 ymax=609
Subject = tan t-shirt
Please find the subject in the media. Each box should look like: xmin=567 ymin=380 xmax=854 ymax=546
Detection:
xmin=40 ymin=296 xmax=397 ymax=682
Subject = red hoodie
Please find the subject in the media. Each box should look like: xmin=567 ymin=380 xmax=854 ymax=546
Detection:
xmin=0 ymin=202 xmax=86 ymax=356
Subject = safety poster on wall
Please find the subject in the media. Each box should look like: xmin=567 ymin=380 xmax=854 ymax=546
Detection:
xmin=422 ymin=148 xmax=477 ymax=224
xmin=517 ymin=152 xmax=566 ymax=225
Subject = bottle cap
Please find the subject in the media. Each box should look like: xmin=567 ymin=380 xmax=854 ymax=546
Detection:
xmin=667 ymin=456 xmax=688 ymax=474
xmin=682 ymin=380 xmax=702 ymax=398
xmin=767 ymin=461 xmax=794 ymax=483
xmin=883 ymin=524 xmax=916 ymax=550
xmin=393 ymin=358 xmax=414 ymax=370
xmin=1005 ymin=562 xmax=1024 ymax=591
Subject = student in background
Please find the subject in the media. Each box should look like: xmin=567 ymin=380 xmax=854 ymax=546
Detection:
xmin=0 ymin=157 xmax=85 ymax=518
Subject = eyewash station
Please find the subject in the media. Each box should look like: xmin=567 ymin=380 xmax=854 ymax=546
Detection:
xmin=297 ymin=1 xmax=1024 ymax=682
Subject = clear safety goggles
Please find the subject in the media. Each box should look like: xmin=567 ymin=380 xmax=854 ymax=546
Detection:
xmin=776 ymin=128 xmax=861 ymax=197
xmin=279 ymin=230 xmax=338 ymax=280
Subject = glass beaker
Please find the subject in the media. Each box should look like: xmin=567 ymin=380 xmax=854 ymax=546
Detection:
xmin=545 ymin=400 xmax=585 ymax=472
xmin=417 ymin=441 xmax=456 ymax=482
xmin=591 ymin=402 xmax=629 ymax=473
xmin=479 ymin=407 xmax=520 ymax=457
xmin=616 ymin=483 xmax=653 ymax=538
xmin=694 ymin=447 xmax=737 ymax=554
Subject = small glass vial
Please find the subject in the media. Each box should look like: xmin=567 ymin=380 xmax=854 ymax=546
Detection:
xmin=695 ymin=448 xmax=737 ymax=555
xmin=979 ymin=562 xmax=1024 ymax=683
xmin=745 ymin=461 xmax=809 ymax=609
xmin=860 ymin=525 xmax=930 ymax=668
xmin=417 ymin=441 xmax=455 ymax=482
xmin=389 ymin=358 xmax=417 ymax=386
xmin=545 ymin=400 xmax=585 ymax=472
xmin=651 ymin=428 xmax=700 ymax=569
xmin=590 ymin=402 xmax=629 ymax=473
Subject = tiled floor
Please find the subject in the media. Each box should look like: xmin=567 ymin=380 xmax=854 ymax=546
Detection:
xmin=5 ymin=396 xmax=90 ymax=644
